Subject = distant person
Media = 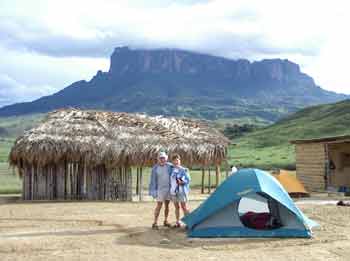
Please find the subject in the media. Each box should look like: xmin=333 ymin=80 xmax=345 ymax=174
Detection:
xmin=170 ymin=154 xmax=191 ymax=228
xmin=230 ymin=165 xmax=238 ymax=175
xmin=149 ymin=152 xmax=173 ymax=229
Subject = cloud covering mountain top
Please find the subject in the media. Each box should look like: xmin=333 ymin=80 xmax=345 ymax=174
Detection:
xmin=0 ymin=0 xmax=349 ymax=107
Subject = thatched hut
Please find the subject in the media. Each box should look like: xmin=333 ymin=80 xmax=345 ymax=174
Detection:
xmin=291 ymin=135 xmax=350 ymax=192
xmin=9 ymin=109 xmax=229 ymax=201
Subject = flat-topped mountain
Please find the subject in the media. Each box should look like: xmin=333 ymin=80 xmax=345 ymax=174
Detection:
xmin=0 ymin=47 xmax=346 ymax=121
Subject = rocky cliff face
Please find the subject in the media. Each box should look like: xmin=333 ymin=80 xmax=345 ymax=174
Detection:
xmin=0 ymin=47 xmax=347 ymax=121
xmin=109 ymin=47 xmax=310 ymax=84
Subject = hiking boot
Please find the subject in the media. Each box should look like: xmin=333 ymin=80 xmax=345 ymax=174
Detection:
xmin=152 ymin=223 xmax=159 ymax=230
xmin=163 ymin=221 xmax=171 ymax=227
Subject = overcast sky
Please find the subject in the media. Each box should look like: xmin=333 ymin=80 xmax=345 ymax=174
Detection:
xmin=1 ymin=0 xmax=349 ymax=107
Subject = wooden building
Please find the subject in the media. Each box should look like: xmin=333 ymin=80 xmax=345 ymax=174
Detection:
xmin=9 ymin=109 xmax=229 ymax=201
xmin=291 ymin=135 xmax=350 ymax=192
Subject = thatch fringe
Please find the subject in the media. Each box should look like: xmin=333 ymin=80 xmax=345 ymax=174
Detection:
xmin=9 ymin=109 xmax=229 ymax=169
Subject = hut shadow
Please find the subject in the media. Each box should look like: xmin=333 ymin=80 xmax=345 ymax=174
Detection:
xmin=115 ymin=226 xmax=293 ymax=250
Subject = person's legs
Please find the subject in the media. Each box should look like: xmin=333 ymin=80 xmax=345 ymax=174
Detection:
xmin=180 ymin=201 xmax=190 ymax=216
xmin=153 ymin=201 xmax=163 ymax=227
xmin=173 ymin=201 xmax=180 ymax=225
xmin=163 ymin=200 xmax=171 ymax=226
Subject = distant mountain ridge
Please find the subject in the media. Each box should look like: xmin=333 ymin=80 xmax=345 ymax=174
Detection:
xmin=0 ymin=47 xmax=347 ymax=120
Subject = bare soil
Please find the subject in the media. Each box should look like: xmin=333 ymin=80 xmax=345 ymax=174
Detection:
xmin=1 ymin=195 xmax=350 ymax=260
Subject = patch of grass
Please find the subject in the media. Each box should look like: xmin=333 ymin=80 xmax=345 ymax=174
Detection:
xmin=227 ymin=99 xmax=350 ymax=169
xmin=0 ymin=113 xmax=44 ymax=138
xmin=0 ymin=162 xmax=21 ymax=194
xmin=0 ymin=139 xmax=14 ymax=162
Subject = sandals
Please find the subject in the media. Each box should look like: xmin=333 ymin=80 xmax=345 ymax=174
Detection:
xmin=163 ymin=221 xmax=172 ymax=227
xmin=173 ymin=222 xmax=181 ymax=228
xmin=153 ymin=221 xmax=181 ymax=229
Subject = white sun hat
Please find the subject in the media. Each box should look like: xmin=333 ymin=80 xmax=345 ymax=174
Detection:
xmin=158 ymin=151 xmax=168 ymax=160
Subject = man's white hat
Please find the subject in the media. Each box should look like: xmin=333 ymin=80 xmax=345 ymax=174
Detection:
xmin=158 ymin=151 xmax=168 ymax=160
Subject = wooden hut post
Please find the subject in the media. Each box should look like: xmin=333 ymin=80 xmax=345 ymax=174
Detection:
xmin=126 ymin=166 xmax=133 ymax=201
xmin=32 ymin=164 xmax=38 ymax=200
xmin=56 ymin=164 xmax=65 ymax=199
xmin=208 ymin=168 xmax=211 ymax=194
xmin=215 ymin=165 xmax=221 ymax=188
xmin=64 ymin=160 xmax=68 ymax=199
xmin=117 ymin=167 xmax=123 ymax=200
xmin=22 ymin=168 xmax=26 ymax=200
xmin=136 ymin=167 xmax=139 ymax=195
xmin=201 ymin=168 xmax=205 ymax=194
xmin=23 ymin=163 xmax=32 ymax=200
xmin=37 ymin=166 xmax=46 ymax=200
xmin=77 ymin=162 xmax=84 ymax=199
xmin=86 ymin=166 xmax=93 ymax=200
xmin=139 ymin=167 xmax=143 ymax=201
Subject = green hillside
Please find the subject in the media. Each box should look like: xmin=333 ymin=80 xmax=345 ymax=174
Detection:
xmin=0 ymin=114 xmax=44 ymax=163
xmin=231 ymin=99 xmax=350 ymax=169
xmin=1 ymin=99 xmax=350 ymax=170
xmin=0 ymin=114 xmax=44 ymax=139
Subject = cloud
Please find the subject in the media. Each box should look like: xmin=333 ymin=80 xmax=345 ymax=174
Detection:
xmin=0 ymin=0 xmax=350 ymax=99
xmin=0 ymin=74 xmax=56 ymax=107
xmin=0 ymin=45 xmax=109 ymax=107
xmin=0 ymin=0 xmax=321 ymax=60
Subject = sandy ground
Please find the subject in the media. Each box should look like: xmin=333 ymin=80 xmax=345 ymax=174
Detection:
xmin=1 ymin=194 xmax=350 ymax=261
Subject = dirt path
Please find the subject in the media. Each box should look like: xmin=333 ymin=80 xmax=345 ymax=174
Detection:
xmin=0 ymin=200 xmax=350 ymax=260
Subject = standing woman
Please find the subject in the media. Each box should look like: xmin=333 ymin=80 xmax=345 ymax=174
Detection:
xmin=170 ymin=154 xmax=191 ymax=227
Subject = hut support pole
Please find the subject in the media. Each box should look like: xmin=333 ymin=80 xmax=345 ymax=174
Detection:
xmin=215 ymin=165 xmax=221 ymax=188
xmin=208 ymin=168 xmax=211 ymax=194
xmin=127 ymin=167 xmax=133 ymax=201
xmin=201 ymin=168 xmax=205 ymax=194
xmin=136 ymin=167 xmax=139 ymax=195
xmin=139 ymin=167 xmax=143 ymax=201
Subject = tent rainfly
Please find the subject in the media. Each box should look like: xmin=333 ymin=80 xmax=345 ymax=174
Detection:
xmin=182 ymin=169 xmax=318 ymax=238
xmin=9 ymin=109 xmax=229 ymax=201
xmin=272 ymin=170 xmax=309 ymax=198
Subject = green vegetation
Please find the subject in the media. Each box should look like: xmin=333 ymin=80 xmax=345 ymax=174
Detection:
xmin=1 ymin=99 xmax=350 ymax=193
xmin=0 ymin=114 xmax=43 ymax=194
xmin=229 ymin=99 xmax=350 ymax=169
xmin=0 ymin=139 xmax=14 ymax=162
xmin=0 ymin=113 xmax=44 ymax=139
xmin=0 ymin=162 xmax=21 ymax=194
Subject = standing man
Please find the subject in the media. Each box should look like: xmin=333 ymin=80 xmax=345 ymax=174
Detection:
xmin=149 ymin=152 xmax=173 ymax=229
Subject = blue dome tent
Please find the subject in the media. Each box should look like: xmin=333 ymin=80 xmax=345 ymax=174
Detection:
xmin=182 ymin=169 xmax=318 ymax=238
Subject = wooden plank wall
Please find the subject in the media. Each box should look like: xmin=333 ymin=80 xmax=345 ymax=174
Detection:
xmin=295 ymin=143 xmax=326 ymax=191
xmin=21 ymin=162 xmax=133 ymax=201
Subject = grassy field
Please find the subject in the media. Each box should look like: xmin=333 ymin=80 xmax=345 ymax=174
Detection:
xmin=229 ymin=99 xmax=350 ymax=169
xmin=0 ymin=138 xmax=14 ymax=162
xmin=0 ymin=113 xmax=44 ymax=138
xmin=0 ymin=162 xmax=21 ymax=194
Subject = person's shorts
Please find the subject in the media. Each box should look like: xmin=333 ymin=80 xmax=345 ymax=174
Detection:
xmin=156 ymin=190 xmax=170 ymax=202
xmin=171 ymin=193 xmax=188 ymax=203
